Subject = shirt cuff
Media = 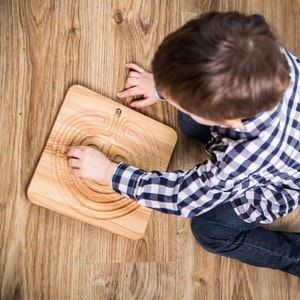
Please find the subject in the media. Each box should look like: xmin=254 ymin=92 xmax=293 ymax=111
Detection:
xmin=154 ymin=86 xmax=166 ymax=101
xmin=111 ymin=163 xmax=145 ymax=199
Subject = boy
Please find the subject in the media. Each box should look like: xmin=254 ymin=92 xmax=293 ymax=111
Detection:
xmin=67 ymin=12 xmax=300 ymax=276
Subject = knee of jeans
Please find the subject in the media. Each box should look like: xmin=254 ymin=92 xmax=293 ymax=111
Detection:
xmin=191 ymin=217 xmax=232 ymax=255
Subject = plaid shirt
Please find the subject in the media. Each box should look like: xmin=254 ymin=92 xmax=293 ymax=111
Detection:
xmin=112 ymin=49 xmax=300 ymax=224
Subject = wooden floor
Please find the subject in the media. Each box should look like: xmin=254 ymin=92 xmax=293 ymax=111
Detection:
xmin=1 ymin=0 xmax=300 ymax=299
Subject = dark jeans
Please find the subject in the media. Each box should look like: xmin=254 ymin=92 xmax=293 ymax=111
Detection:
xmin=179 ymin=112 xmax=300 ymax=276
xmin=178 ymin=111 xmax=212 ymax=144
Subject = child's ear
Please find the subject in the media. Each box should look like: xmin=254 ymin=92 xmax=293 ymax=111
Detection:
xmin=222 ymin=119 xmax=245 ymax=129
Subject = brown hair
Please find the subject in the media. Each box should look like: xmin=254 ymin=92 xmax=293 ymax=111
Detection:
xmin=152 ymin=12 xmax=290 ymax=122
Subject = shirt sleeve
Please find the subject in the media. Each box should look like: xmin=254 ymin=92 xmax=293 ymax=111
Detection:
xmin=111 ymin=161 xmax=239 ymax=218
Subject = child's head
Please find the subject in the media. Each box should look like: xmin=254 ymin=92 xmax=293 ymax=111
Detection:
xmin=152 ymin=12 xmax=290 ymax=123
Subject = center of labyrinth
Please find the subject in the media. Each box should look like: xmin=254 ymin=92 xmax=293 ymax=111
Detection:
xmin=49 ymin=111 xmax=158 ymax=220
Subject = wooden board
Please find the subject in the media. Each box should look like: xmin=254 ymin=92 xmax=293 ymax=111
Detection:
xmin=27 ymin=85 xmax=177 ymax=239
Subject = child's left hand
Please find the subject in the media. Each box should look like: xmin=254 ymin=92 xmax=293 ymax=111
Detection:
xmin=117 ymin=63 xmax=160 ymax=108
xmin=66 ymin=146 xmax=117 ymax=185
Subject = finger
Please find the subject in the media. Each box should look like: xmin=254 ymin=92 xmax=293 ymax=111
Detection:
xmin=67 ymin=146 xmax=84 ymax=158
xmin=68 ymin=158 xmax=80 ymax=169
xmin=125 ymin=63 xmax=144 ymax=73
xmin=125 ymin=82 xmax=135 ymax=90
xmin=125 ymin=78 xmax=139 ymax=89
xmin=71 ymin=168 xmax=81 ymax=177
xmin=130 ymin=97 xmax=159 ymax=108
xmin=117 ymin=86 xmax=142 ymax=98
xmin=128 ymin=71 xmax=141 ymax=78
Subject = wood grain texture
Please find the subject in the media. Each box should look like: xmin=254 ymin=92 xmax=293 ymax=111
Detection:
xmin=27 ymin=85 xmax=177 ymax=239
xmin=1 ymin=0 xmax=300 ymax=299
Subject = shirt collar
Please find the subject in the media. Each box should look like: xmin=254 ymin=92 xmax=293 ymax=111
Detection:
xmin=210 ymin=99 xmax=282 ymax=140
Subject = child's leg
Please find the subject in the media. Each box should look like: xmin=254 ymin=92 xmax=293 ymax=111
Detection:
xmin=178 ymin=111 xmax=212 ymax=144
xmin=191 ymin=202 xmax=300 ymax=276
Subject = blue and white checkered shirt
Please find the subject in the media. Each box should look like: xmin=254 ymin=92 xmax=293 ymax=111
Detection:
xmin=111 ymin=50 xmax=300 ymax=224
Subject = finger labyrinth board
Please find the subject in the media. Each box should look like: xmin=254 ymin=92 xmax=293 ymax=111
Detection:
xmin=27 ymin=85 xmax=177 ymax=239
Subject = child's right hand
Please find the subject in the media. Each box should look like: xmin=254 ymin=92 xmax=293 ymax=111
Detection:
xmin=67 ymin=146 xmax=117 ymax=185
xmin=117 ymin=63 xmax=161 ymax=108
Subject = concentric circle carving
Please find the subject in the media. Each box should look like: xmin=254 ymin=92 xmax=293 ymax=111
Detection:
xmin=50 ymin=110 xmax=159 ymax=220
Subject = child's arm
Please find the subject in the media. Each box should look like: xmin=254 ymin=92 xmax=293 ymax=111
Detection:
xmin=67 ymin=146 xmax=117 ymax=185
xmin=117 ymin=63 xmax=160 ymax=108
xmin=67 ymin=64 xmax=162 ymax=185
